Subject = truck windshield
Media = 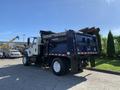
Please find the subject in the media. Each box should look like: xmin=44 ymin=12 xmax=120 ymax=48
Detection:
xmin=75 ymin=33 xmax=97 ymax=52
xmin=29 ymin=37 xmax=37 ymax=45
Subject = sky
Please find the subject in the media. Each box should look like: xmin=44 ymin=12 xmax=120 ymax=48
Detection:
xmin=0 ymin=0 xmax=120 ymax=41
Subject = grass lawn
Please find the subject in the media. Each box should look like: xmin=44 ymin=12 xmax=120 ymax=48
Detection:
xmin=95 ymin=58 xmax=120 ymax=72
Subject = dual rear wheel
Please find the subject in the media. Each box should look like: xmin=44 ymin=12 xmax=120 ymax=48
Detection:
xmin=51 ymin=58 xmax=69 ymax=76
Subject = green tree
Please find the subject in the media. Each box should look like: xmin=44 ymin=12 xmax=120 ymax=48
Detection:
xmin=107 ymin=31 xmax=115 ymax=57
xmin=95 ymin=28 xmax=102 ymax=55
xmin=101 ymin=37 xmax=107 ymax=54
xmin=114 ymin=36 xmax=120 ymax=54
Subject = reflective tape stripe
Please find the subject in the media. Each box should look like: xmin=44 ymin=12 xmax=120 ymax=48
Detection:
xmin=81 ymin=52 xmax=84 ymax=54
xmin=47 ymin=53 xmax=67 ymax=56
xmin=78 ymin=52 xmax=96 ymax=55
xmin=78 ymin=52 xmax=80 ymax=54
xmin=58 ymin=54 xmax=61 ymax=56
xmin=49 ymin=52 xmax=98 ymax=56
xmin=62 ymin=54 xmax=65 ymax=56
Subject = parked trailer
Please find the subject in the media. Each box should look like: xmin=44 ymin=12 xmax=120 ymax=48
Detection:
xmin=22 ymin=28 xmax=99 ymax=76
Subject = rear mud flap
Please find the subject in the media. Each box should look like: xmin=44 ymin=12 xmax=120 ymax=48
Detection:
xmin=70 ymin=56 xmax=79 ymax=73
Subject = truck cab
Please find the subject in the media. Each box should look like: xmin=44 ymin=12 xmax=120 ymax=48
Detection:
xmin=23 ymin=29 xmax=99 ymax=76
xmin=26 ymin=37 xmax=40 ymax=56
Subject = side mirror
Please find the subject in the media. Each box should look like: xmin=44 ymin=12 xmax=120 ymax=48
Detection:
xmin=27 ymin=38 xmax=30 ymax=46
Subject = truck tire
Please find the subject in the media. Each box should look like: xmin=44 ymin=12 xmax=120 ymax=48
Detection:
xmin=22 ymin=53 xmax=30 ymax=66
xmin=51 ymin=58 xmax=68 ymax=76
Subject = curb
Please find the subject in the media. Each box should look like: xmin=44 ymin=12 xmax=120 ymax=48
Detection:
xmin=85 ymin=68 xmax=120 ymax=76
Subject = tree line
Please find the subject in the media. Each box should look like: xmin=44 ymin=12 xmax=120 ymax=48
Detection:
xmin=97 ymin=31 xmax=120 ymax=58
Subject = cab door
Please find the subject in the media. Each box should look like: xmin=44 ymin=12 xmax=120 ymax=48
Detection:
xmin=27 ymin=37 xmax=39 ymax=56
xmin=31 ymin=37 xmax=39 ymax=55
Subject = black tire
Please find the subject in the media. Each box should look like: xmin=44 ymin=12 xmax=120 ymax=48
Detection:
xmin=51 ymin=58 xmax=69 ymax=76
xmin=22 ymin=52 xmax=30 ymax=66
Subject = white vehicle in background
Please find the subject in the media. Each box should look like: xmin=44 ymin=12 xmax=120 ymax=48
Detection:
xmin=0 ymin=51 xmax=4 ymax=58
xmin=8 ymin=49 xmax=22 ymax=58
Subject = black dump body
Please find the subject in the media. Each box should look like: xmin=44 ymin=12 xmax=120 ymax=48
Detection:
xmin=40 ymin=29 xmax=99 ymax=73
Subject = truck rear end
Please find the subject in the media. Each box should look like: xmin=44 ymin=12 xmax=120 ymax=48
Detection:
xmin=68 ymin=31 xmax=98 ymax=73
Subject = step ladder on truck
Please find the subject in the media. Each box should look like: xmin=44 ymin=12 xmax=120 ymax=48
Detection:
xmin=22 ymin=27 xmax=99 ymax=76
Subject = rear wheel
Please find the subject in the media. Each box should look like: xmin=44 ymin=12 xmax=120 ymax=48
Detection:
xmin=51 ymin=58 xmax=69 ymax=76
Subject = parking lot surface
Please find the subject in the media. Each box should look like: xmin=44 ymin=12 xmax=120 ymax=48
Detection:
xmin=0 ymin=58 xmax=120 ymax=90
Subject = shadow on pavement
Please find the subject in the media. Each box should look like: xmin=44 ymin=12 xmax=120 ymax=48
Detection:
xmin=0 ymin=64 xmax=87 ymax=90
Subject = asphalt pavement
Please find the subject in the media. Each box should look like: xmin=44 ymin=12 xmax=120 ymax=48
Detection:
xmin=0 ymin=58 xmax=120 ymax=90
